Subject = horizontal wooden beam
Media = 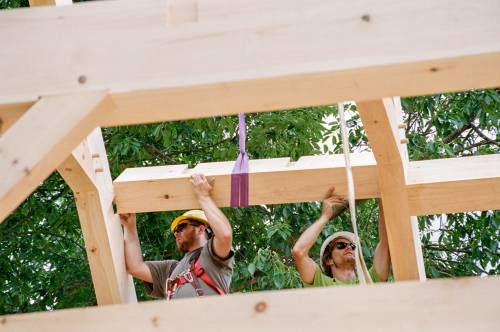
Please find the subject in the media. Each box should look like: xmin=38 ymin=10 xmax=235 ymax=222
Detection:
xmin=407 ymin=154 xmax=500 ymax=215
xmin=114 ymin=153 xmax=500 ymax=215
xmin=114 ymin=154 xmax=379 ymax=213
xmin=1 ymin=277 xmax=499 ymax=332
xmin=0 ymin=92 xmax=114 ymax=223
xmin=0 ymin=0 xmax=499 ymax=128
xmin=58 ymin=129 xmax=137 ymax=305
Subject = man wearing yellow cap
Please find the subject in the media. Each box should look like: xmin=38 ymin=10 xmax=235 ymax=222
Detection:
xmin=119 ymin=174 xmax=234 ymax=300
xmin=292 ymin=188 xmax=391 ymax=287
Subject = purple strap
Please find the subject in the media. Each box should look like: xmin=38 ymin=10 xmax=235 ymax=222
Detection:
xmin=230 ymin=114 xmax=249 ymax=207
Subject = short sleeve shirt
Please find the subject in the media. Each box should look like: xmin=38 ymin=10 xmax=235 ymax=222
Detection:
xmin=144 ymin=238 xmax=234 ymax=299
xmin=304 ymin=265 xmax=381 ymax=287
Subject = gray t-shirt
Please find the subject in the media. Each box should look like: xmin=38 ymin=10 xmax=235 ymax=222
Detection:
xmin=144 ymin=238 xmax=234 ymax=299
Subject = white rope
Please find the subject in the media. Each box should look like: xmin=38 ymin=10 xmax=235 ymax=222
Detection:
xmin=337 ymin=102 xmax=372 ymax=284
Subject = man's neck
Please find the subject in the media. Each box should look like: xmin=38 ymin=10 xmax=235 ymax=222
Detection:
xmin=186 ymin=240 xmax=206 ymax=254
xmin=331 ymin=267 xmax=356 ymax=282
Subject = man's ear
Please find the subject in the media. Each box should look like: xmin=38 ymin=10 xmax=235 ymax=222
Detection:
xmin=325 ymin=256 xmax=334 ymax=267
xmin=198 ymin=224 xmax=206 ymax=235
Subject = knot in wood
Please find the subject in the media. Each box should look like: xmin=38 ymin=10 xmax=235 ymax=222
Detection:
xmin=254 ymin=301 xmax=267 ymax=313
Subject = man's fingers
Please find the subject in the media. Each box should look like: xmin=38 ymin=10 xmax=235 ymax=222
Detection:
xmin=208 ymin=177 xmax=216 ymax=186
xmin=324 ymin=186 xmax=336 ymax=199
xmin=325 ymin=196 xmax=345 ymax=202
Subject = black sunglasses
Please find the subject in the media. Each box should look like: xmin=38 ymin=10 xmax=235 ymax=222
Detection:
xmin=333 ymin=241 xmax=356 ymax=251
xmin=173 ymin=221 xmax=202 ymax=234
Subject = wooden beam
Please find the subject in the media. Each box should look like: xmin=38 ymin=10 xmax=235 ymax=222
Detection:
xmin=58 ymin=128 xmax=137 ymax=305
xmin=0 ymin=0 xmax=499 ymax=127
xmin=407 ymin=154 xmax=500 ymax=215
xmin=29 ymin=0 xmax=136 ymax=305
xmin=113 ymin=153 xmax=500 ymax=215
xmin=358 ymin=98 xmax=425 ymax=281
xmin=114 ymin=153 xmax=379 ymax=213
xmin=24 ymin=0 xmax=136 ymax=305
xmin=0 ymin=91 xmax=114 ymax=223
xmin=29 ymin=0 xmax=72 ymax=6
xmin=1 ymin=276 xmax=499 ymax=331
xmin=0 ymin=102 xmax=32 ymax=136
xmin=29 ymin=0 xmax=56 ymax=6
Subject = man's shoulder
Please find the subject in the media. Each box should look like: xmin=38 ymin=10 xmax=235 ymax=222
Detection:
xmin=200 ymin=238 xmax=234 ymax=268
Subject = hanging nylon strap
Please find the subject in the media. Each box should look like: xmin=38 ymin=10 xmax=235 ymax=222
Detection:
xmin=338 ymin=102 xmax=372 ymax=285
xmin=231 ymin=114 xmax=249 ymax=207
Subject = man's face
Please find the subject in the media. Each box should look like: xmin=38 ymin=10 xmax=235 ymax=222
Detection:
xmin=328 ymin=237 xmax=356 ymax=269
xmin=173 ymin=221 xmax=204 ymax=253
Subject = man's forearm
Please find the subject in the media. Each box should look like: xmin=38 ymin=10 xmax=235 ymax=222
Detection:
xmin=123 ymin=225 xmax=146 ymax=273
xmin=292 ymin=215 xmax=329 ymax=257
xmin=198 ymin=195 xmax=232 ymax=240
xmin=373 ymin=203 xmax=391 ymax=281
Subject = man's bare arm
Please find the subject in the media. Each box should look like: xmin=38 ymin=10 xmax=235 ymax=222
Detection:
xmin=292 ymin=189 xmax=345 ymax=284
xmin=120 ymin=213 xmax=153 ymax=283
xmin=373 ymin=201 xmax=391 ymax=281
xmin=190 ymin=174 xmax=233 ymax=259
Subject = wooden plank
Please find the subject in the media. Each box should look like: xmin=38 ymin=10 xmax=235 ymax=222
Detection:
xmin=0 ymin=102 xmax=33 ymax=136
xmin=0 ymin=0 xmax=499 ymax=127
xmin=113 ymin=153 xmax=500 ymax=215
xmin=29 ymin=0 xmax=56 ymax=5
xmin=1 ymin=276 xmax=499 ymax=332
xmin=58 ymin=128 xmax=137 ymax=305
xmin=358 ymin=98 xmax=425 ymax=281
xmin=27 ymin=0 xmax=136 ymax=305
xmin=114 ymin=153 xmax=379 ymax=213
xmin=29 ymin=0 xmax=72 ymax=6
xmin=408 ymin=154 xmax=500 ymax=215
xmin=0 ymin=91 xmax=114 ymax=223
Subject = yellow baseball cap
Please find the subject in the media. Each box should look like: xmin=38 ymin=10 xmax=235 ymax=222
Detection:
xmin=170 ymin=210 xmax=210 ymax=232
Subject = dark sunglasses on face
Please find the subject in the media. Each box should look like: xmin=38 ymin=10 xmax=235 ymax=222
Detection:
xmin=333 ymin=241 xmax=356 ymax=251
xmin=173 ymin=221 xmax=202 ymax=234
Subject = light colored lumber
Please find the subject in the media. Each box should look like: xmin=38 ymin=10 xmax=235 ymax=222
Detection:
xmin=113 ymin=153 xmax=500 ymax=215
xmin=114 ymin=153 xmax=379 ymax=213
xmin=357 ymin=98 xmax=425 ymax=281
xmin=0 ymin=91 xmax=114 ymax=223
xmin=28 ymin=0 xmax=136 ymax=305
xmin=58 ymin=128 xmax=137 ymax=305
xmin=0 ymin=0 xmax=499 ymax=127
xmin=407 ymin=154 xmax=500 ymax=215
xmin=0 ymin=102 xmax=33 ymax=136
xmin=29 ymin=0 xmax=55 ymax=5
xmin=1 ymin=276 xmax=499 ymax=332
xmin=29 ymin=0 xmax=72 ymax=6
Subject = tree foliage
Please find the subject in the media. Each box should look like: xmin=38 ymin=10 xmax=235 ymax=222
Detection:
xmin=0 ymin=0 xmax=498 ymax=315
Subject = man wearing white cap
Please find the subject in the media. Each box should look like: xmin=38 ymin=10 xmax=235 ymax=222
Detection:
xmin=292 ymin=188 xmax=391 ymax=286
xmin=119 ymin=174 xmax=234 ymax=299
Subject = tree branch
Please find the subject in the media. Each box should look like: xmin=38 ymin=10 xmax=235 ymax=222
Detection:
xmin=469 ymin=123 xmax=500 ymax=146
xmin=457 ymin=138 xmax=500 ymax=153
xmin=443 ymin=123 xmax=472 ymax=144
xmin=423 ymin=244 xmax=471 ymax=255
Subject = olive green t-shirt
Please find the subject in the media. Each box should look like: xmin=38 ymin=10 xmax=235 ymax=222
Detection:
xmin=304 ymin=266 xmax=381 ymax=287
xmin=144 ymin=238 xmax=234 ymax=299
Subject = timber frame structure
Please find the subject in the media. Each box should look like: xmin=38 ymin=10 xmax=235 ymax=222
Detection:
xmin=0 ymin=0 xmax=499 ymax=330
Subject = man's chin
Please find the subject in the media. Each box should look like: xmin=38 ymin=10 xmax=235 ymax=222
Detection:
xmin=344 ymin=256 xmax=356 ymax=267
xmin=176 ymin=242 xmax=187 ymax=253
